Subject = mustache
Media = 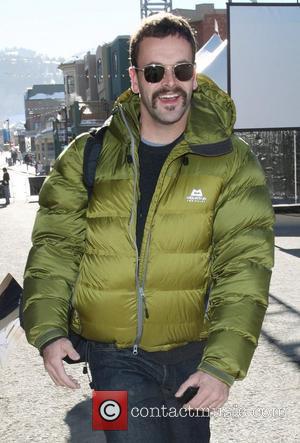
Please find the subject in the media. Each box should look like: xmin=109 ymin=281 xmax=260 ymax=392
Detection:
xmin=152 ymin=87 xmax=187 ymax=101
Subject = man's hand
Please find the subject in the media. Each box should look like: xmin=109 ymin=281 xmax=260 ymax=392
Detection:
xmin=42 ymin=338 xmax=80 ymax=389
xmin=175 ymin=370 xmax=230 ymax=410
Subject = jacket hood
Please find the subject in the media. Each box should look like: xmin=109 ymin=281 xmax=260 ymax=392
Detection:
xmin=112 ymin=74 xmax=236 ymax=147
xmin=186 ymin=74 xmax=236 ymax=146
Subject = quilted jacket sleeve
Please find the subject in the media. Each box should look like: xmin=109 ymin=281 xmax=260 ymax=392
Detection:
xmin=198 ymin=136 xmax=275 ymax=386
xmin=22 ymin=135 xmax=88 ymax=351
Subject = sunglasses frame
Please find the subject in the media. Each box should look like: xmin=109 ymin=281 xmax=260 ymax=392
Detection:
xmin=134 ymin=62 xmax=195 ymax=83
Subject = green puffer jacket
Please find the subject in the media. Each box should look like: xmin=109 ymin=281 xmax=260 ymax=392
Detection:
xmin=23 ymin=75 xmax=274 ymax=387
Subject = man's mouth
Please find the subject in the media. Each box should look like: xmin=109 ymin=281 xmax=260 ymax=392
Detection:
xmin=158 ymin=93 xmax=180 ymax=103
xmin=154 ymin=88 xmax=186 ymax=101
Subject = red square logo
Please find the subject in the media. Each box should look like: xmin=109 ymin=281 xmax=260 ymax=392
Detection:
xmin=92 ymin=390 xmax=128 ymax=431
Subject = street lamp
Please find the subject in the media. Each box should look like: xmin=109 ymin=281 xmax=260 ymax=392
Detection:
xmin=50 ymin=117 xmax=60 ymax=159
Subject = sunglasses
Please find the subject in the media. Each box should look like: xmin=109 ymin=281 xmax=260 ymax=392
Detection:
xmin=134 ymin=63 xmax=195 ymax=83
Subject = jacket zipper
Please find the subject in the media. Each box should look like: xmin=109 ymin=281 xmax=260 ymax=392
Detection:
xmin=132 ymin=229 xmax=152 ymax=354
xmin=118 ymin=105 xmax=147 ymax=356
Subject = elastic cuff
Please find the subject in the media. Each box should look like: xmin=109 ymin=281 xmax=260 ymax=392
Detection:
xmin=197 ymin=361 xmax=235 ymax=387
xmin=35 ymin=328 xmax=67 ymax=352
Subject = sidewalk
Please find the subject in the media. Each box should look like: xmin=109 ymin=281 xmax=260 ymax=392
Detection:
xmin=6 ymin=162 xmax=36 ymax=177
xmin=0 ymin=202 xmax=299 ymax=442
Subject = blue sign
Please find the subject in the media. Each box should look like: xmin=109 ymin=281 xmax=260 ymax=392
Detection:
xmin=2 ymin=129 xmax=10 ymax=143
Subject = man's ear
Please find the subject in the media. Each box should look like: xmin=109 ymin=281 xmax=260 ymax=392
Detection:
xmin=129 ymin=66 xmax=140 ymax=94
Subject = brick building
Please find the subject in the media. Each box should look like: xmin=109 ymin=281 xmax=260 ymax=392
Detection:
xmin=172 ymin=3 xmax=227 ymax=49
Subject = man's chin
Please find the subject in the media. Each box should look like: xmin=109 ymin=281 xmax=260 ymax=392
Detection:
xmin=151 ymin=107 xmax=188 ymax=125
xmin=153 ymin=113 xmax=187 ymax=125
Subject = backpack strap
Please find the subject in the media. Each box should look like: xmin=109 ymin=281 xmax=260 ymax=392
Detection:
xmin=83 ymin=126 xmax=107 ymax=200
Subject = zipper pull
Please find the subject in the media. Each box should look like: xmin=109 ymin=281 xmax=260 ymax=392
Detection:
xmin=144 ymin=299 xmax=149 ymax=319
xmin=140 ymin=287 xmax=149 ymax=319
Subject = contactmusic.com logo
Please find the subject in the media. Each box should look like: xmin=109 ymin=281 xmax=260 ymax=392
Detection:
xmin=92 ymin=391 xmax=128 ymax=430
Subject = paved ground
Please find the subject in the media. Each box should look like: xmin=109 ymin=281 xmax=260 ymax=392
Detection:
xmin=0 ymin=161 xmax=299 ymax=442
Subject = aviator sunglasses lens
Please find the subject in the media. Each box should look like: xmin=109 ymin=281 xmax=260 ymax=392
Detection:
xmin=144 ymin=65 xmax=165 ymax=83
xmin=174 ymin=63 xmax=194 ymax=81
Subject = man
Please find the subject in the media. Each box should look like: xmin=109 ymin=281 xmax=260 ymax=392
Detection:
xmin=1 ymin=167 xmax=10 ymax=206
xmin=22 ymin=13 xmax=274 ymax=442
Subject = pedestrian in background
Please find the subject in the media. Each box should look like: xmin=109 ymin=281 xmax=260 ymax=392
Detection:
xmin=17 ymin=150 xmax=22 ymax=165
xmin=24 ymin=153 xmax=30 ymax=171
xmin=11 ymin=150 xmax=17 ymax=166
xmin=1 ymin=168 xmax=10 ymax=206
xmin=22 ymin=13 xmax=275 ymax=443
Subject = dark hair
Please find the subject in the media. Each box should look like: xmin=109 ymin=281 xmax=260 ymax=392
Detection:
xmin=129 ymin=12 xmax=197 ymax=67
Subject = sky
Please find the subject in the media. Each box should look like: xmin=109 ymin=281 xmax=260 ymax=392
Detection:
xmin=0 ymin=0 xmax=229 ymax=58
xmin=1 ymin=0 xmax=294 ymax=59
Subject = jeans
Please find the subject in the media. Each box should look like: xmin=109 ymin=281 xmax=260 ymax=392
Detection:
xmin=88 ymin=342 xmax=210 ymax=443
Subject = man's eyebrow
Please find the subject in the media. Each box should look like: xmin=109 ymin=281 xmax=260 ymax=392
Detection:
xmin=141 ymin=60 xmax=193 ymax=65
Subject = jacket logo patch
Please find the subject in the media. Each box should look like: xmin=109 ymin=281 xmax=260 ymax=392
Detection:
xmin=186 ymin=189 xmax=207 ymax=203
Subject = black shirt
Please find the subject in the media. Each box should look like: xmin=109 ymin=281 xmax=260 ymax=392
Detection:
xmin=136 ymin=137 xmax=180 ymax=254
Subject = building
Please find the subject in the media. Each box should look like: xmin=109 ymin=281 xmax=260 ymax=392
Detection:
xmin=172 ymin=3 xmax=227 ymax=49
xmin=96 ymin=44 xmax=113 ymax=106
xmin=24 ymin=84 xmax=65 ymax=132
xmin=95 ymin=36 xmax=130 ymax=112
xmin=24 ymin=84 xmax=65 ymax=167
xmin=57 ymin=59 xmax=86 ymax=109
xmin=57 ymin=36 xmax=131 ymax=139
xmin=84 ymin=52 xmax=98 ymax=101
xmin=110 ymin=36 xmax=131 ymax=101
xmin=0 ymin=129 xmax=4 ymax=150
xmin=59 ymin=52 xmax=107 ymax=137
xmin=34 ymin=124 xmax=56 ymax=171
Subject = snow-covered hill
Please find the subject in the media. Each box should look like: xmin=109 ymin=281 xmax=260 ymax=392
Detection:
xmin=0 ymin=48 xmax=64 ymax=121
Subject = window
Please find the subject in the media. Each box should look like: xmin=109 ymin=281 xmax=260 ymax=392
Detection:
xmin=85 ymin=69 xmax=89 ymax=88
xmin=97 ymin=59 xmax=103 ymax=83
xmin=66 ymin=75 xmax=75 ymax=94
xmin=112 ymin=51 xmax=118 ymax=78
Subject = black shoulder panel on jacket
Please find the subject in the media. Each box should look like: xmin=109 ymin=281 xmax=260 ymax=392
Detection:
xmin=190 ymin=138 xmax=233 ymax=157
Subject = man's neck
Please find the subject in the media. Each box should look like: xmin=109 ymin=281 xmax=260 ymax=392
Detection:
xmin=140 ymin=112 xmax=189 ymax=145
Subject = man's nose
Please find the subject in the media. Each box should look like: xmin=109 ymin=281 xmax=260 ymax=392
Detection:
xmin=162 ymin=66 xmax=176 ymax=87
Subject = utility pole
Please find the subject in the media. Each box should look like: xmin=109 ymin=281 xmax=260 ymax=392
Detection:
xmin=52 ymin=119 xmax=60 ymax=160
xmin=140 ymin=0 xmax=172 ymax=19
